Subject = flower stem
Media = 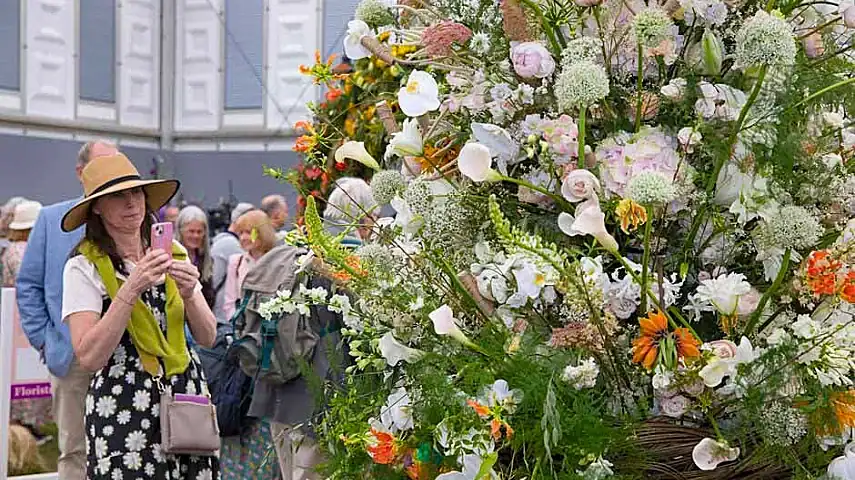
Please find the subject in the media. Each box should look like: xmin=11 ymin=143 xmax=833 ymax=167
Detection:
xmin=639 ymin=205 xmax=654 ymax=314
xmin=578 ymin=103 xmax=588 ymax=169
xmin=743 ymin=248 xmax=791 ymax=337
xmin=705 ymin=65 xmax=767 ymax=197
xmin=517 ymin=0 xmax=563 ymax=55
xmin=635 ymin=42 xmax=644 ymax=132
xmin=500 ymin=175 xmax=574 ymax=211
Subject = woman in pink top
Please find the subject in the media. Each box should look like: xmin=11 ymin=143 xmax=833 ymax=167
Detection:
xmin=2 ymin=200 xmax=41 ymax=288
xmin=222 ymin=209 xmax=278 ymax=320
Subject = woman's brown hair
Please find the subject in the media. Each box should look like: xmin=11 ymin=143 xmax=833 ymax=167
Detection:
xmin=6 ymin=229 xmax=30 ymax=242
xmin=234 ymin=209 xmax=277 ymax=256
xmin=72 ymin=195 xmax=156 ymax=276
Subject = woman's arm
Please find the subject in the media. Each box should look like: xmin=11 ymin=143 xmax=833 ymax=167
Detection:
xmin=68 ymin=282 xmax=138 ymax=372
xmin=184 ymin=290 xmax=217 ymax=348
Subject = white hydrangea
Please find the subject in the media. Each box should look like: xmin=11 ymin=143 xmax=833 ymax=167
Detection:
xmin=734 ymin=11 xmax=796 ymax=67
xmin=562 ymin=358 xmax=600 ymax=389
xmin=555 ymin=60 xmax=610 ymax=110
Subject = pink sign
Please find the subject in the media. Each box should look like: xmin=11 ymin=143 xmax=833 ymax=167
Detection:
xmin=8 ymin=294 xmax=52 ymax=401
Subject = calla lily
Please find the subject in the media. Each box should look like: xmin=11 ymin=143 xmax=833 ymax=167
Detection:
xmin=344 ymin=20 xmax=372 ymax=60
xmin=471 ymin=123 xmax=519 ymax=169
xmin=335 ymin=141 xmax=381 ymax=170
xmin=692 ymin=438 xmax=740 ymax=471
xmin=828 ymin=442 xmax=855 ymax=479
xmin=379 ymin=332 xmax=425 ymax=366
xmin=458 ymin=142 xmax=502 ymax=182
xmin=398 ymin=70 xmax=441 ymax=117
xmin=385 ymin=118 xmax=423 ymax=159
xmin=429 ymin=304 xmax=482 ymax=351
xmin=558 ymin=201 xmax=619 ymax=252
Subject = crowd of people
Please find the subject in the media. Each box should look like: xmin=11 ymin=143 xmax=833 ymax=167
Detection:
xmin=0 ymin=140 xmax=381 ymax=479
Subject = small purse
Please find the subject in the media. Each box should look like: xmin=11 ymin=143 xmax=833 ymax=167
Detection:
xmin=158 ymin=380 xmax=220 ymax=456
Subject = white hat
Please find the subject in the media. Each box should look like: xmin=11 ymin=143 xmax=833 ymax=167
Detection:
xmin=9 ymin=200 xmax=42 ymax=230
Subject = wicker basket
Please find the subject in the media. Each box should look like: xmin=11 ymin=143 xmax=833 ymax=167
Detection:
xmin=618 ymin=418 xmax=792 ymax=480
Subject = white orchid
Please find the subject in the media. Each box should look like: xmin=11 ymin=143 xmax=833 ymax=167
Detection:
xmin=436 ymin=454 xmax=497 ymax=480
xmin=380 ymin=387 xmax=415 ymax=432
xmin=379 ymin=332 xmax=425 ymax=367
xmin=344 ymin=20 xmax=372 ymax=60
xmin=458 ymin=142 xmax=502 ymax=182
xmin=385 ymin=118 xmax=423 ymax=159
xmin=558 ymin=201 xmax=619 ymax=252
xmin=398 ymin=70 xmax=441 ymax=117
xmin=335 ymin=141 xmax=381 ymax=170
xmin=692 ymin=438 xmax=740 ymax=471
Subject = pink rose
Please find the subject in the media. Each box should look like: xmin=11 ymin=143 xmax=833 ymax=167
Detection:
xmin=706 ymin=340 xmax=737 ymax=359
xmin=736 ymin=288 xmax=761 ymax=316
xmin=660 ymin=394 xmax=691 ymax=418
xmin=511 ymin=42 xmax=556 ymax=79
xmin=561 ymin=169 xmax=600 ymax=202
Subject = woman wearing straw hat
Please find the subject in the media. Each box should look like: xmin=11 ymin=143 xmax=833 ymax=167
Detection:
xmin=1 ymin=200 xmax=42 ymax=288
xmin=60 ymin=153 xmax=218 ymax=479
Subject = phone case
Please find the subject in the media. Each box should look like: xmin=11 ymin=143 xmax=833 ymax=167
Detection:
xmin=151 ymin=222 xmax=174 ymax=257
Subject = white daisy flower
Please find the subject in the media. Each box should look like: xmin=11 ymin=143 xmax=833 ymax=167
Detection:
xmin=108 ymin=363 xmax=126 ymax=379
xmin=95 ymin=397 xmax=118 ymax=418
xmin=152 ymin=443 xmax=165 ymax=463
xmin=96 ymin=457 xmax=111 ymax=475
xmin=123 ymin=451 xmax=143 ymax=470
xmin=125 ymin=430 xmax=147 ymax=452
xmin=103 ymin=425 xmax=114 ymax=437
xmin=112 ymin=468 xmax=123 ymax=480
xmin=141 ymin=418 xmax=151 ymax=430
xmin=145 ymin=463 xmax=156 ymax=476
xmin=124 ymin=371 xmax=136 ymax=385
xmin=111 ymin=385 xmax=123 ymax=396
xmin=86 ymin=395 xmax=95 ymax=415
xmin=132 ymin=390 xmax=151 ymax=412
xmin=196 ymin=468 xmax=214 ymax=480
xmin=94 ymin=437 xmax=109 ymax=458
xmin=116 ymin=410 xmax=131 ymax=425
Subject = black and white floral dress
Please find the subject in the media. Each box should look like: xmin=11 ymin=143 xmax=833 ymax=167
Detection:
xmin=82 ymin=284 xmax=219 ymax=480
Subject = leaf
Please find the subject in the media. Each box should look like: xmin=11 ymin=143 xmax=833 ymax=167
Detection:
xmin=475 ymin=452 xmax=499 ymax=480
xmin=250 ymin=227 xmax=258 ymax=243
xmin=541 ymin=378 xmax=562 ymax=469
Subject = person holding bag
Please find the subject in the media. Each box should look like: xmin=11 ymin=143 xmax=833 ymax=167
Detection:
xmin=60 ymin=153 xmax=219 ymax=479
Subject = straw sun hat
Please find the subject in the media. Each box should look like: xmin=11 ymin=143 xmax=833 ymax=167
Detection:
xmin=61 ymin=153 xmax=179 ymax=232
xmin=8 ymin=200 xmax=42 ymax=230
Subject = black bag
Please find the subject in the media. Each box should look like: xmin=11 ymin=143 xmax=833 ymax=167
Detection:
xmin=197 ymin=301 xmax=253 ymax=437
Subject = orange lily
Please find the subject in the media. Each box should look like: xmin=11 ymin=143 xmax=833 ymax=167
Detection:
xmin=366 ymin=428 xmax=397 ymax=464
xmin=467 ymin=399 xmax=490 ymax=418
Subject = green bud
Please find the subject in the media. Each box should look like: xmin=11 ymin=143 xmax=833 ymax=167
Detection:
xmin=527 ymin=134 xmax=539 ymax=144
xmin=701 ymin=29 xmax=724 ymax=76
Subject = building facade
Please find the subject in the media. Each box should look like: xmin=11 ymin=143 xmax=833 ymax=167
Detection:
xmin=0 ymin=0 xmax=357 ymax=207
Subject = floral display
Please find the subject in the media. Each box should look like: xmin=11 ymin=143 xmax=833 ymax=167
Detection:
xmin=266 ymin=0 xmax=855 ymax=477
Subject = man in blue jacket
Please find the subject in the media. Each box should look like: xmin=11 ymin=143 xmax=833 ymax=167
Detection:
xmin=16 ymin=140 xmax=117 ymax=480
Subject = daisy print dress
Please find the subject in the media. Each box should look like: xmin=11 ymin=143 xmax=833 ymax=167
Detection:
xmin=63 ymin=254 xmax=219 ymax=480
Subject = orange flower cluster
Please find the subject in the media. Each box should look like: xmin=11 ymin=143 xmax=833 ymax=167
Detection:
xmin=631 ymin=311 xmax=700 ymax=370
xmin=367 ymin=428 xmax=397 ymax=464
xmin=415 ymin=143 xmax=460 ymax=172
xmin=293 ymin=121 xmax=321 ymax=154
xmin=803 ymin=249 xmax=855 ymax=303
xmin=467 ymin=399 xmax=514 ymax=441
xmin=299 ymin=51 xmax=348 ymax=87
xmin=331 ymin=255 xmax=368 ymax=283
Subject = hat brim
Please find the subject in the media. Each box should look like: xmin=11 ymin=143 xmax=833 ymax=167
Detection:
xmin=61 ymin=179 xmax=180 ymax=232
xmin=8 ymin=220 xmax=36 ymax=230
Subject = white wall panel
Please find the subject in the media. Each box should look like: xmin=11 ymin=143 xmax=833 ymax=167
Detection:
xmin=266 ymin=0 xmax=320 ymax=131
xmin=119 ymin=0 xmax=160 ymax=128
xmin=175 ymin=0 xmax=222 ymax=131
xmin=25 ymin=0 xmax=75 ymax=119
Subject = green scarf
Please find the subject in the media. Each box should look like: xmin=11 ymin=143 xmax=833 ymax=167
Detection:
xmin=80 ymin=240 xmax=190 ymax=378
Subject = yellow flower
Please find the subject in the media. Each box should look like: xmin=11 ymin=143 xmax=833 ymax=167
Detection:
xmin=362 ymin=105 xmax=376 ymax=121
xmin=615 ymin=198 xmax=647 ymax=234
xmin=344 ymin=117 xmax=357 ymax=137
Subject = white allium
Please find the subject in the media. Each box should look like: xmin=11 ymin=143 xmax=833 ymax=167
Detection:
xmin=626 ymin=172 xmax=677 ymax=204
xmin=756 ymin=205 xmax=821 ymax=251
xmin=734 ymin=11 xmax=796 ymax=67
xmin=470 ymin=32 xmax=492 ymax=55
xmin=562 ymin=358 xmax=600 ymax=389
xmin=561 ymin=37 xmax=602 ymax=67
xmin=356 ymin=243 xmax=395 ymax=268
xmin=632 ymin=8 xmax=674 ymax=47
xmin=355 ymin=0 xmax=394 ymax=26
xmin=555 ymin=60 xmax=610 ymax=110
xmin=370 ymin=170 xmax=406 ymax=206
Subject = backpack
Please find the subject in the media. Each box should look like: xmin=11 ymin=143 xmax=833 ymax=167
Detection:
xmin=229 ymin=245 xmax=319 ymax=385
xmin=197 ymin=320 xmax=252 ymax=437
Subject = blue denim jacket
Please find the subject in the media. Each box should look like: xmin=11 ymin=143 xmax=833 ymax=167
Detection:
xmin=16 ymin=198 xmax=83 ymax=378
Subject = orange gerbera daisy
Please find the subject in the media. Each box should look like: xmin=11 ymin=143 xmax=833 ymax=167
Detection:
xmin=366 ymin=428 xmax=397 ymax=465
xmin=805 ymin=250 xmax=841 ymax=297
xmin=632 ymin=311 xmax=701 ymax=370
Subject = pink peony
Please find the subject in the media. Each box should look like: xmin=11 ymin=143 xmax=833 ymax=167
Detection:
xmin=421 ymin=21 xmax=473 ymax=57
xmin=511 ymin=42 xmax=556 ymax=79
xmin=706 ymin=340 xmax=737 ymax=359
xmin=595 ymin=127 xmax=683 ymax=199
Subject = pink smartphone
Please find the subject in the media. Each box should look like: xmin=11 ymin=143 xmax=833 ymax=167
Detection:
xmin=151 ymin=222 xmax=174 ymax=258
